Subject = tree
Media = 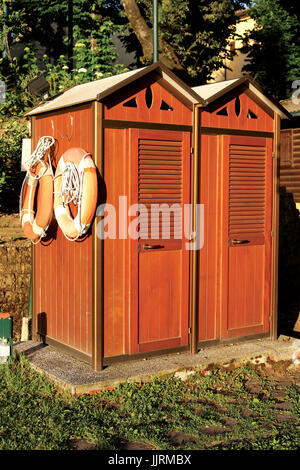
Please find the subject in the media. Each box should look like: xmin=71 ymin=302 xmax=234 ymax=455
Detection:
xmin=120 ymin=0 xmax=245 ymax=85
xmin=242 ymin=0 xmax=300 ymax=100
xmin=0 ymin=0 xmax=127 ymax=117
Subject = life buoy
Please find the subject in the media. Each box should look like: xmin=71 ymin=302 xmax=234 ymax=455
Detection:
xmin=20 ymin=161 xmax=54 ymax=242
xmin=54 ymin=148 xmax=97 ymax=240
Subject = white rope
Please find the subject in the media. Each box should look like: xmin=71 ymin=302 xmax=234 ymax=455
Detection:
xmin=61 ymin=162 xmax=81 ymax=206
xmin=57 ymin=153 xmax=91 ymax=241
xmin=24 ymin=136 xmax=55 ymax=178
xmin=19 ymin=136 xmax=55 ymax=244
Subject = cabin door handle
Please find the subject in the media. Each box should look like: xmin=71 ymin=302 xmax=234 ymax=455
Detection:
xmin=143 ymin=244 xmax=164 ymax=250
xmin=232 ymin=239 xmax=250 ymax=245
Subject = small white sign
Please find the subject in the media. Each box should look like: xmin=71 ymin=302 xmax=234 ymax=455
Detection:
xmin=21 ymin=138 xmax=32 ymax=171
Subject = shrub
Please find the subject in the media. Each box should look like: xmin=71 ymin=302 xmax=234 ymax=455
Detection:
xmin=0 ymin=118 xmax=29 ymax=212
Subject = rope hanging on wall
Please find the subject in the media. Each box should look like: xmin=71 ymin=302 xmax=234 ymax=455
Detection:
xmin=20 ymin=136 xmax=55 ymax=244
xmin=54 ymin=148 xmax=98 ymax=242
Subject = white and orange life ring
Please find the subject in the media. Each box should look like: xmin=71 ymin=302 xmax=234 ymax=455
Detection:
xmin=54 ymin=148 xmax=97 ymax=240
xmin=20 ymin=162 xmax=54 ymax=242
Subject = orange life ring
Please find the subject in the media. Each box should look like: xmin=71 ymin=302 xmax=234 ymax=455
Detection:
xmin=54 ymin=148 xmax=97 ymax=240
xmin=20 ymin=162 xmax=54 ymax=242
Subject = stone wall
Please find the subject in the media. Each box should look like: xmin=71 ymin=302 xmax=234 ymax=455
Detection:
xmin=0 ymin=214 xmax=31 ymax=340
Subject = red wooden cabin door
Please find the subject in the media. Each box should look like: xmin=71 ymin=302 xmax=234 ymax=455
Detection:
xmin=221 ymin=135 xmax=273 ymax=339
xmin=130 ymin=129 xmax=190 ymax=354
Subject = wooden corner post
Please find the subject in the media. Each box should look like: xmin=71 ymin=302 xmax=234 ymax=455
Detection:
xmin=190 ymin=104 xmax=201 ymax=354
xmin=271 ymin=113 xmax=280 ymax=340
xmin=92 ymin=101 xmax=104 ymax=371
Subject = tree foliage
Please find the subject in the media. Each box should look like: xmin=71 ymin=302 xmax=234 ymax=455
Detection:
xmin=242 ymin=0 xmax=300 ymax=100
xmin=0 ymin=0 xmax=127 ymax=117
xmin=122 ymin=0 xmax=244 ymax=85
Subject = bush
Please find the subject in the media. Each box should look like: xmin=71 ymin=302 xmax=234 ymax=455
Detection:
xmin=0 ymin=118 xmax=29 ymax=212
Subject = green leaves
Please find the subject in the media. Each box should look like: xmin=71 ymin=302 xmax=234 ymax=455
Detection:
xmin=133 ymin=0 xmax=242 ymax=84
xmin=242 ymin=0 xmax=300 ymax=99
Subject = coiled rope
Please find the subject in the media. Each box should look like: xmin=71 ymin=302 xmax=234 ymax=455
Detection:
xmin=24 ymin=136 xmax=55 ymax=179
xmin=19 ymin=136 xmax=55 ymax=244
xmin=54 ymin=153 xmax=90 ymax=241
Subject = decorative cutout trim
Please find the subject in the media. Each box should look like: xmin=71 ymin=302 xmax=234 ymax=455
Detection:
xmin=160 ymin=100 xmax=174 ymax=111
xmin=235 ymin=96 xmax=241 ymax=117
xmin=145 ymin=86 xmax=153 ymax=109
xmin=123 ymin=97 xmax=137 ymax=108
xmin=216 ymin=106 xmax=228 ymax=116
xmin=247 ymin=109 xmax=258 ymax=119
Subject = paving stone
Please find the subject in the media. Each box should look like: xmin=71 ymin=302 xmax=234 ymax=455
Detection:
xmin=271 ymin=402 xmax=292 ymax=411
xmin=245 ymin=380 xmax=264 ymax=395
xmin=199 ymin=425 xmax=229 ymax=435
xmin=227 ymin=398 xmax=248 ymax=405
xmin=220 ymin=417 xmax=238 ymax=428
xmin=119 ymin=440 xmax=156 ymax=450
xmin=241 ymin=408 xmax=257 ymax=418
xmin=166 ymin=431 xmax=197 ymax=445
xmin=270 ymin=390 xmax=288 ymax=401
xmin=68 ymin=438 xmax=98 ymax=450
xmin=274 ymin=413 xmax=298 ymax=423
xmin=193 ymin=406 xmax=205 ymax=415
xmin=213 ymin=403 xmax=227 ymax=413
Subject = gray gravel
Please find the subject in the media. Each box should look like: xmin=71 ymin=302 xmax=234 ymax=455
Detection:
xmin=14 ymin=336 xmax=300 ymax=394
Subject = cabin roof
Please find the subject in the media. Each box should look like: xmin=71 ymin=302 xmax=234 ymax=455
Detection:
xmin=25 ymin=64 xmax=291 ymax=120
xmin=25 ymin=62 xmax=203 ymax=116
xmin=192 ymin=77 xmax=291 ymax=119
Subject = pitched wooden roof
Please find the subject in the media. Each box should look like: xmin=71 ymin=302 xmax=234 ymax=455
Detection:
xmin=25 ymin=62 xmax=203 ymax=116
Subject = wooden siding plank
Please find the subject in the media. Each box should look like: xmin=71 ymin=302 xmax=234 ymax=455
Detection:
xmin=33 ymin=104 xmax=94 ymax=358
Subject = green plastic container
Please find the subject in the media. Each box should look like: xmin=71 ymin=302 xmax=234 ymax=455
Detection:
xmin=0 ymin=314 xmax=13 ymax=364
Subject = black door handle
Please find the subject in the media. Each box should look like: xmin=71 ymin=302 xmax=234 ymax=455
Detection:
xmin=232 ymin=239 xmax=250 ymax=245
xmin=143 ymin=244 xmax=164 ymax=250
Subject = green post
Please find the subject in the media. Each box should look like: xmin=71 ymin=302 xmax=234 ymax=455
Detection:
xmin=153 ymin=0 xmax=158 ymax=63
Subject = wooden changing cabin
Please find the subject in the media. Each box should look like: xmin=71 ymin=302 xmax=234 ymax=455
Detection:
xmin=25 ymin=65 xmax=290 ymax=370
xmin=191 ymin=77 xmax=290 ymax=352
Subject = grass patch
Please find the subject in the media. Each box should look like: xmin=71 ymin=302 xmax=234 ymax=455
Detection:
xmin=0 ymin=353 xmax=299 ymax=450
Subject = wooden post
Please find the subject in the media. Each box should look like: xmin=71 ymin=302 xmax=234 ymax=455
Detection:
xmin=30 ymin=116 xmax=38 ymax=342
xmin=92 ymin=101 xmax=104 ymax=371
xmin=271 ymin=113 xmax=280 ymax=340
xmin=190 ymin=104 xmax=201 ymax=354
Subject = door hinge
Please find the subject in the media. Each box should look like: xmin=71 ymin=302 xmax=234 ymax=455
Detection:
xmin=272 ymin=152 xmax=275 ymax=159
xmin=137 ymin=244 xmax=141 ymax=253
xmin=190 ymin=147 xmax=194 ymax=156
xmin=188 ymin=327 xmax=192 ymax=334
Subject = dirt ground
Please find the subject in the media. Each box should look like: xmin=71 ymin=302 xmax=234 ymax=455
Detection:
xmin=0 ymin=212 xmax=28 ymax=244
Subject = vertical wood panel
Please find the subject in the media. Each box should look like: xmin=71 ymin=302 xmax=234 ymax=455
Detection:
xmin=198 ymin=134 xmax=221 ymax=342
xmin=33 ymin=104 xmax=94 ymax=358
xmin=103 ymin=128 xmax=127 ymax=357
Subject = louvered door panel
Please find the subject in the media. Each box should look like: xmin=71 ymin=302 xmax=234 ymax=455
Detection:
xmin=223 ymin=135 xmax=272 ymax=340
xmin=131 ymin=129 xmax=190 ymax=354
xmin=138 ymin=138 xmax=183 ymax=240
xmin=229 ymin=143 xmax=266 ymax=239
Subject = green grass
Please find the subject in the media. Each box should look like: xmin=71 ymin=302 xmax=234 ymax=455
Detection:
xmin=0 ymin=353 xmax=299 ymax=450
